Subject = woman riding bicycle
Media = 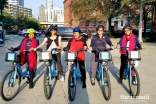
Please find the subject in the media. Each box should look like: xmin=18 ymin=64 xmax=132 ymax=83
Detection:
xmin=8 ymin=28 xmax=39 ymax=89
xmin=89 ymin=24 xmax=114 ymax=85
xmin=34 ymin=24 xmax=64 ymax=82
xmin=63 ymin=26 xmax=88 ymax=88
xmin=116 ymin=25 xmax=144 ymax=84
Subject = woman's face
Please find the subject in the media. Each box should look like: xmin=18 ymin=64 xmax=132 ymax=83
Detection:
xmin=124 ymin=28 xmax=132 ymax=36
xmin=28 ymin=33 xmax=35 ymax=39
xmin=97 ymin=27 xmax=104 ymax=35
xmin=50 ymin=29 xmax=57 ymax=35
xmin=73 ymin=32 xmax=80 ymax=38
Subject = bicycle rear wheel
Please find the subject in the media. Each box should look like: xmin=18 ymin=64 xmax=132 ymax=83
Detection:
xmin=43 ymin=67 xmax=52 ymax=100
xmin=101 ymin=68 xmax=111 ymax=101
xmin=68 ymin=70 xmax=76 ymax=101
xmin=0 ymin=69 xmax=21 ymax=101
xmin=128 ymin=68 xmax=140 ymax=97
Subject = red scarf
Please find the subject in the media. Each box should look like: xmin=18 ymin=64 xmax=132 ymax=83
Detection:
xmin=69 ymin=36 xmax=85 ymax=61
xmin=19 ymin=37 xmax=37 ymax=70
xmin=120 ymin=33 xmax=135 ymax=54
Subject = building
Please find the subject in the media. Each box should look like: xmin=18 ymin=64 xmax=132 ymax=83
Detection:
xmin=5 ymin=4 xmax=32 ymax=18
xmin=39 ymin=5 xmax=46 ymax=22
xmin=64 ymin=0 xmax=128 ymax=33
xmin=39 ymin=0 xmax=64 ymax=23
xmin=8 ymin=0 xmax=24 ymax=6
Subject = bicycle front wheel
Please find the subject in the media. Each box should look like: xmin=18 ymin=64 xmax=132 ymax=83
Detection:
xmin=0 ymin=69 xmax=21 ymax=101
xmin=128 ymin=68 xmax=140 ymax=97
xmin=43 ymin=67 xmax=52 ymax=100
xmin=68 ymin=70 xmax=76 ymax=101
xmin=101 ymin=68 xmax=111 ymax=101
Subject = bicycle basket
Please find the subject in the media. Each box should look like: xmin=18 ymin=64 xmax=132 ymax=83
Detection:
xmin=39 ymin=51 xmax=52 ymax=62
xmin=5 ymin=52 xmax=17 ymax=62
xmin=66 ymin=52 xmax=77 ymax=61
xmin=99 ymin=51 xmax=112 ymax=61
xmin=128 ymin=51 xmax=141 ymax=61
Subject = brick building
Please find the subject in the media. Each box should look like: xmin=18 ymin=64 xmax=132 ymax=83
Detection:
xmin=63 ymin=0 xmax=99 ymax=33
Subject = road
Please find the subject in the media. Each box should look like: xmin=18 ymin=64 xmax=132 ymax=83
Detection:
xmin=0 ymin=35 xmax=156 ymax=104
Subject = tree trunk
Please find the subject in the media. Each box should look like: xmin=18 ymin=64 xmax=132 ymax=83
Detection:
xmin=143 ymin=5 xmax=146 ymax=33
xmin=0 ymin=9 xmax=3 ymax=21
xmin=152 ymin=2 xmax=156 ymax=32
xmin=138 ymin=2 xmax=143 ymax=42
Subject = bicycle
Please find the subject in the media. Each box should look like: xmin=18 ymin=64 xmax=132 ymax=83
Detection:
xmin=120 ymin=46 xmax=141 ymax=97
xmin=0 ymin=48 xmax=39 ymax=101
xmin=64 ymin=48 xmax=86 ymax=101
xmin=39 ymin=48 xmax=61 ymax=100
xmin=93 ymin=48 xmax=113 ymax=101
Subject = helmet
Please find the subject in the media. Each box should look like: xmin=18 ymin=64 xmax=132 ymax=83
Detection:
xmin=96 ymin=24 xmax=104 ymax=31
xmin=123 ymin=25 xmax=132 ymax=30
xmin=73 ymin=26 xmax=81 ymax=33
xmin=26 ymin=28 xmax=36 ymax=34
xmin=49 ymin=24 xmax=57 ymax=31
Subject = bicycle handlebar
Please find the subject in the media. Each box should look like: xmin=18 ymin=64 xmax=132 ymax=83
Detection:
xmin=120 ymin=46 xmax=142 ymax=50
xmin=63 ymin=47 xmax=87 ymax=53
xmin=92 ymin=48 xmax=113 ymax=53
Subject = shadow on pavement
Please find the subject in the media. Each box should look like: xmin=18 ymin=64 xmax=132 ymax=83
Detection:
xmin=61 ymin=51 xmax=90 ymax=104
xmin=108 ymin=62 xmax=130 ymax=95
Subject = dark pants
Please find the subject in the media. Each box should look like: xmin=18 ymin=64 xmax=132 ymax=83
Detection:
xmin=75 ymin=60 xmax=86 ymax=82
xmin=28 ymin=70 xmax=35 ymax=84
xmin=52 ymin=52 xmax=63 ymax=75
xmin=120 ymin=54 xmax=128 ymax=79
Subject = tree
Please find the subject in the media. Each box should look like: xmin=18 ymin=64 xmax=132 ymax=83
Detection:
xmin=0 ymin=0 xmax=8 ymax=21
xmin=3 ymin=11 xmax=16 ymax=31
xmin=70 ymin=0 xmax=142 ymax=33
xmin=25 ymin=18 xmax=41 ymax=30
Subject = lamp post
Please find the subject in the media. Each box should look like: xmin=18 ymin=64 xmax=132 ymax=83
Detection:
xmin=138 ymin=2 xmax=143 ymax=42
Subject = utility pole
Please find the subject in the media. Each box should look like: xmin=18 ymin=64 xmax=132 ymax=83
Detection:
xmin=138 ymin=2 xmax=143 ymax=42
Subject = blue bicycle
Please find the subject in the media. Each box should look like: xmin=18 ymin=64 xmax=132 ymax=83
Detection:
xmin=0 ymin=49 xmax=38 ymax=101
xmin=93 ymin=48 xmax=113 ymax=101
xmin=64 ymin=48 xmax=85 ymax=101
xmin=39 ymin=48 xmax=61 ymax=100
xmin=120 ymin=46 xmax=141 ymax=97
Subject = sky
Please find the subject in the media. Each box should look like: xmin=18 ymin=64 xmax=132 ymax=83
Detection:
xmin=24 ymin=0 xmax=64 ymax=18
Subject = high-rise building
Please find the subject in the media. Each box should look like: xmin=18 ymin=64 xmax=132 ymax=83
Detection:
xmin=39 ymin=0 xmax=64 ymax=23
xmin=39 ymin=5 xmax=46 ymax=22
xmin=8 ymin=0 xmax=24 ymax=6
xmin=5 ymin=4 xmax=32 ymax=18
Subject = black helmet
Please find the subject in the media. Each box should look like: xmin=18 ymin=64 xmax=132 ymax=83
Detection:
xmin=123 ymin=25 xmax=132 ymax=30
xmin=96 ymin=24 xmax=104 ymax=31
xmin=49 ymin=24 xmax=57 ymax=31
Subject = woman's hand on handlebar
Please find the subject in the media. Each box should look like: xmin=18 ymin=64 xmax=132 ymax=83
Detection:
xmin=116 ymin=44 xmax=120 ymax=49
xmin=28 ymin=48 xmax=34 ymax=52
xmin=111 ymin=46 xmax=115 ymax=50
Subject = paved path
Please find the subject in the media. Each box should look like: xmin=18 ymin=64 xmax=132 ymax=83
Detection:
xmin=0 ymin=35 xmax=156 ymax=104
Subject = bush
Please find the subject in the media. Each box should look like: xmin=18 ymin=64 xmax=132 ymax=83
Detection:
xmin=142 ymin=32 xmax=156 ymax=42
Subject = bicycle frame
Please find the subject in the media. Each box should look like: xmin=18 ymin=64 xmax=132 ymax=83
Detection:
xmin=69 ymin=61 xmax=81 ymax=86
xmin=125 ymin=60 xmax=137 ymax=84
xmin=8 ymin=61 xmax=29 ymax=86
xmin=45 ymin=58 xmax=58 ymax=85
xmin=96 ymin=61 xmax=107 ymax=86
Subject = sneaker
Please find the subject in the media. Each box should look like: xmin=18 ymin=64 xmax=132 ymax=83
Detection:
xmin=119 ymin=78 xmax=123 ymax=84
xmin=61 ymin=76 xmax=65 ymax=82
xmin=91 ymin=78 xmax=95 ymax=85
xmin=29 ymin=83 xmax=33 ymax=89
xmin=82 ymin=82 xmax=86 ymax=88
xmin=132 ymin=76 xmax=136 ymax=84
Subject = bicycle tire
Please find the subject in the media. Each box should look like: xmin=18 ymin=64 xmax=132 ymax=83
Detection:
xmin=0 ymin=69 xmax=21 ymax=101
xmin=43 ymin=67 xmax=52 ymax=100
xmin=128 ymin=68 xmax=140 ymax=97
xmin=68 ymin=70 xmax=76 ymax=101
xmin=101 ymin=68 xmax=111 ymax=101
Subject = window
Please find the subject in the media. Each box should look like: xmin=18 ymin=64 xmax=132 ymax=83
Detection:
xmin=121 ymin=20 xmax=123 ymax=26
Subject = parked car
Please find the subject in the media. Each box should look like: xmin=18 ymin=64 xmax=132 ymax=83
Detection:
xmin=45 ymin=26 xmax=89 ymax=40
xmin=36 ymin=30 xmax=42 ymax=36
